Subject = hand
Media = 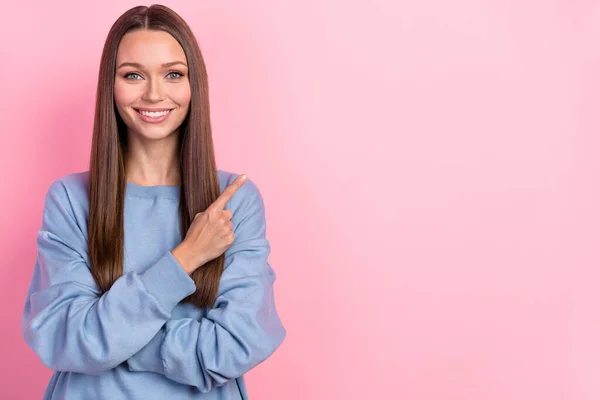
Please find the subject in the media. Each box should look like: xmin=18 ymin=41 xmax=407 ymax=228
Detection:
xmin=172 ymin=174 xmax=248 ymax=274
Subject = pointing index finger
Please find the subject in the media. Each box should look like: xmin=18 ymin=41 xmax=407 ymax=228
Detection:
xmin=210 ymin=174 xmax=248 ymax=211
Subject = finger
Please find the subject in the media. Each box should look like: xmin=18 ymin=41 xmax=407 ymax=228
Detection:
xmin=210 ymin=174 xmax=247 ymax=211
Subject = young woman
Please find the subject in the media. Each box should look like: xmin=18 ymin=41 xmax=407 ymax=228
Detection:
xmin=21 ymin=5 xmax=286 ymax=399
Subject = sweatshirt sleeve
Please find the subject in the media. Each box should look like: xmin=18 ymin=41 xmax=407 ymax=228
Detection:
xmin=126 ymin=178 xmax=286 ymax=391
xmin=21 ymin=179 xmax=197 ymax=375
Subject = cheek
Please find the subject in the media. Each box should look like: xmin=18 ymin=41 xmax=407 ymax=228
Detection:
xmin=170 ymin=85 xmax=191 ymax=108
xmin=113 ymin=81 xmax=138 ymax=110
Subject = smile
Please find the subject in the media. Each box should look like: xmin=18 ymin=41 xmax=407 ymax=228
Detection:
xmin=134 ymin=108 xmax=174 ymax=123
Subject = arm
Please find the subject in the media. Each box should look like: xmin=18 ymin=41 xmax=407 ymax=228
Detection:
xmin=127 ymin=179 xmax=286 ymax=392
xmin=21 ymin=179 xmax=197 ymax=375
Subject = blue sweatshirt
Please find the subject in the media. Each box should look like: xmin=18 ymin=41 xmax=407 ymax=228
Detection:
xmin=22 ymin=170 xmax=286 ymax=400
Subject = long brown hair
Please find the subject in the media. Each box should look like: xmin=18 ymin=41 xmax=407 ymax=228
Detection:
xmin=88 ymin=4 xmax=222 ymax=308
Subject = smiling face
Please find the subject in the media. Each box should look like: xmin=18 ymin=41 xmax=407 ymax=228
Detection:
xmin=114 ymin=29 xmax=191 ymax=141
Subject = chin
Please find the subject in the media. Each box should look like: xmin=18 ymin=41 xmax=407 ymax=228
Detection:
xmin=136 ymin=126 xmax=180 ymax=140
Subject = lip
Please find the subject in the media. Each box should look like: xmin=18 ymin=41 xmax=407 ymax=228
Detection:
xmin=134 ymin=108 xmax=174 ymax=124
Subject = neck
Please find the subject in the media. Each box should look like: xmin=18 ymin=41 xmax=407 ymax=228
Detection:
xmin=124 ymin=130 xmax=181 ymax=186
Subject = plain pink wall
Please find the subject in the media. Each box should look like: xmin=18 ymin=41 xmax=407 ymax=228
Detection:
xmin=2 ymin=0 xmax=600 ymax=398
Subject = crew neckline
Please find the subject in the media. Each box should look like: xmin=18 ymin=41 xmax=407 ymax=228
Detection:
xmin=126 ymin=181 xmax=180 ymax=198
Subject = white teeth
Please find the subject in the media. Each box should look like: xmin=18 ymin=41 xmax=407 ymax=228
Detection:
xmin=139 ymin=110 xmax=170 ymax=118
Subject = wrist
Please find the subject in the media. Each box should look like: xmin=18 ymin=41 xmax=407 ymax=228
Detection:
xmin=171 ymin=243 xmax=196 ymax=275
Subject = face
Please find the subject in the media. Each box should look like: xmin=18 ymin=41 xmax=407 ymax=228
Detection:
xmin=114 ymin=29 xmax=191 ymax=141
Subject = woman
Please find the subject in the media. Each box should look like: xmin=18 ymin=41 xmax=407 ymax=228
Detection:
xmin=21 ymin=4 xmax=286 ymax=399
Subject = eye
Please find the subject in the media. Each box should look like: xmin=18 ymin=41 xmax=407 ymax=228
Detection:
xmin=124 ymin=72 xmax=142 ymax=80
xmin=166 ymin=71 xmax=183 ymax=79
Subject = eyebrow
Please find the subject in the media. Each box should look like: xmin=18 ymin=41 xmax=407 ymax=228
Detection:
xmin=116 ymin=61 xmax=188 ymax=69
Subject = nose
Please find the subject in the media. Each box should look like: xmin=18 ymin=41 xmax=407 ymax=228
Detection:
xmin=141 ymin=78 xmax=165 ymax=103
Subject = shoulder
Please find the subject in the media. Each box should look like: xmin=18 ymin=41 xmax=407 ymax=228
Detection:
xmin=217 ymin=168 xmax=264 ymax=210
xmin=46 ymin=170 xmax=88 ymax=202
xmin=37 ymin=172 xmax=90 ymax=251
xmin=218 ymin=170 xmax=269 ymax=252
xmin=44 ymin=170 xmax=90 ymax=222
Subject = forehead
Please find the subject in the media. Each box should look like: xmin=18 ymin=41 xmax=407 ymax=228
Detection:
xmin=116 ymin=29 xmax=187 ymax=65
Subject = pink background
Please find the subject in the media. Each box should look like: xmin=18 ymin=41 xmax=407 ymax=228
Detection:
xmin=1 ymin=0 xmax=600 ymax=399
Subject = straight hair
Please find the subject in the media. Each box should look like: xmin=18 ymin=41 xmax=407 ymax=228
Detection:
xmin=88 ymin=4 xmax=223 ymax=308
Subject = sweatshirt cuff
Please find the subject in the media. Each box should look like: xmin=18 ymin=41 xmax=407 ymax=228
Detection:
xmin=139 ymin=251 xmax=197 ymax=312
